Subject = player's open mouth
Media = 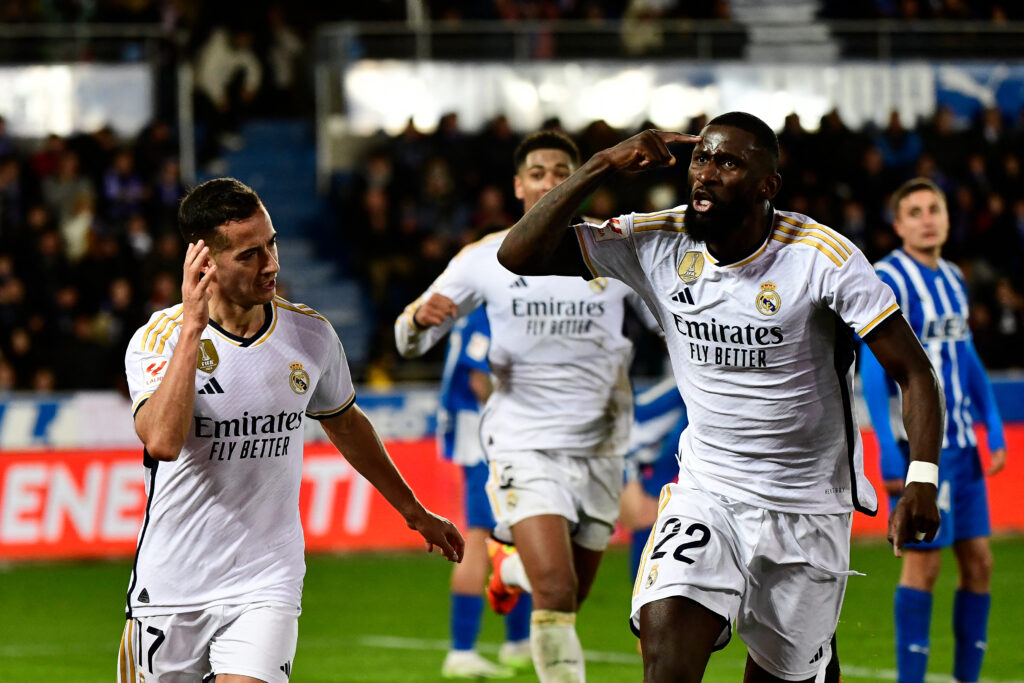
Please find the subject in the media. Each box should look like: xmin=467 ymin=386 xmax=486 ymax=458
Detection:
xmin=692 ymin=190 xmax=715 ymax=213
xmin=260 ymin=279 xmax=276 ymax=290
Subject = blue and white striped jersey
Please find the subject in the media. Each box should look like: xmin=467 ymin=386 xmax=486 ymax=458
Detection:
xmin=629 ymin=376 xmax=687 ymax=465
xmin=437 ymin=306 xmax=491 ymax=465
xmin=860 ymin=249 xmax=1005 ymax=478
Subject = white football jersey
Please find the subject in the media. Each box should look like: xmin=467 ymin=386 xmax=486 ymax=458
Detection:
xmin=124 ymin=297 xmax=355 ymax=617
xmin=576 ymin=207 xmax=898 ymax=514
xmin=396 ymin=229 xmax=643 ymax=456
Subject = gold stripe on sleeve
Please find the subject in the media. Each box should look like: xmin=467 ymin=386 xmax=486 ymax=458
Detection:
xmin=771 ymin=234 xmax=843 ymax=267
xmin=140 ymin=313 xmax=168 ymax=351
xmin=307 ymin=390 xmax=357 ymax=417
xmin=774 ymin=222 xmax=849 ymax=263
xmin=145 ymin=317 xmax=171 ymax=352
xmin=634 ymin=210 xmax=686 ymax=222
xmin=633 ymin=211 xmax=686 ymax=233
xmin=155 ymin=321 xmax=181 ymax=354
xmin=274 ymin=298 xmax=329 ymax=323
xmin=777 ymin=215 xmax=853 ymax=256
xmin=858 ymin=302 xmax=900 ymax=337
xmin=132 ymin=393 xmax=154 ymax=416
xmin=146 ymin=308 xmax=184 ymax=352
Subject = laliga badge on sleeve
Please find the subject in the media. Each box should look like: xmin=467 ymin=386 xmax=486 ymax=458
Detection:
xmin=593 ymin=217 xmax=627 ymax=242
xmin=141 ymin=357 xmax=168 ymax=388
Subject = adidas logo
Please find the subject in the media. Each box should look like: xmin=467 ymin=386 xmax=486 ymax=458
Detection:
xmin=280 ymin=661 xmax=292 ymax=678
xmin=509 ymin=276 xmax=528 ymax=288
xmin=907 ymin=644 xmax=929 ymax=655
xmin=138 ymin=588 xmax=150 ymax=603
xmin=198 ymin=378 xmax=224 ymax=395
xmin=671 ymin=288 xmax=695 ymax=305
xmin=808 ymin=645 xmax=824 ymax=665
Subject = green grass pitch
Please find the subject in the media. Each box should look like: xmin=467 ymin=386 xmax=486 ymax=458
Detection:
xmin=2 ymin=538 xmax=1023 ymax=681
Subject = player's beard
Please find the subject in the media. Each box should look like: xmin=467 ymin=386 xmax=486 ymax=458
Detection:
xmin=683 ymin=200 xmax=750 ymax=244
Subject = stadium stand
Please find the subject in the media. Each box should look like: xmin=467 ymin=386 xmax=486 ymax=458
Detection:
xmin=2 ymin=1 xmax=1024 ymax=392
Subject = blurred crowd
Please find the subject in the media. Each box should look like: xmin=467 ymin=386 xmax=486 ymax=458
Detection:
xmin=3 ymin=104 xmax=1024 ymax=392
xmin=0 ymin=0 xmax=1020 ymax=26
xmin=2 ymin=0 xmax=1024 ymax=392
xmin=338 ymin=106 xmax=1024 ymax=379
xmin=420 ymin=0 xmax=1023 ymax=22
xmin=0 ymin=116 xmax=187 ymax=392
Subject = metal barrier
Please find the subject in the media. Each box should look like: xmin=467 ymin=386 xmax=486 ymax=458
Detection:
xmin=316 ymin=19 xmax=1024 ymax=63
xmin=312 ymin=19 xmax=1024 ymax=185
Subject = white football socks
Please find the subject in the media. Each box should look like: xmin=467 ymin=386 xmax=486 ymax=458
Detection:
xmin=530 ymin=610 xmax=585 ymax=683
xmin=500 ymin=550 xmax=533 ymax=592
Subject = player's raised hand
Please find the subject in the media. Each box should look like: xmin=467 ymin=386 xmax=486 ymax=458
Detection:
xmin=407 ymin=508 xmax=466 ymax=563
xmin=987 ymin=447 xmax=1007 ymax=476
xmin=413 ymin=293 xmax=459 ymax=329
xmin=182 ymin=240 xmax=214 ymax=331
xmin=596 ymin=129 xmax=701 ymax=174
xmin=887 ymin=482 xmax=940 ymax=557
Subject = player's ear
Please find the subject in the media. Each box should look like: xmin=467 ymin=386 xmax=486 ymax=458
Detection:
xmin=513 ymin=174 xmax=525 ymax=201
xmin=760 ymin=173 xmax=782 ymax=201
xmin=892 ymin=218 xmax=906 ymax=241
xmin=199 ymin=253 xmax=216 ymax=276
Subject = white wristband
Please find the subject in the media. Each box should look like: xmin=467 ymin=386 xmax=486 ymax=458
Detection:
xmin=905 ymin=461 xmax=938 ymax=488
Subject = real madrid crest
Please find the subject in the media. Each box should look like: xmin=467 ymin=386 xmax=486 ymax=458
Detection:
xmin=289 ymin=361 xmax=310 ymax=394
xmin=196 ymin=339 xmax=219 ymax=374
xmin=677 ymin=251 xmax=704 ymax=283
xmin=588 ymin=277 xmax=608 ymax=293
xmin=506 ymin=491 xmax=519 ymax=509
xmin=645 ymin=564 xmax=659 ymax=589
xmin=755 ymin=281 xmax=781 ymax=316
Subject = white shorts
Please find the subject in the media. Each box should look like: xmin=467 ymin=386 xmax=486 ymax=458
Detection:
xmin=630 ymin=474 xmax=854 ymax=681
xmin=117 ymin=601 xmax=300 ymax=683
xmin=485 ymin=449 xmax=623 ymax=551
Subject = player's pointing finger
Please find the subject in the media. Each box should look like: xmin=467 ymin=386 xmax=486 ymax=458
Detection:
xmin=658 ymin=131 xmax=702 ymax=145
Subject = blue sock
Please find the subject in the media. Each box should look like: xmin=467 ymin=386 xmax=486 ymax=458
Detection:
xmin=451 ymin=593 xmax=483 ymax=651
xmin=504 ymin=591 xmax=532 ymax=642
xmin=895 ymin=586 xmax=933 ymax=683
xmin=631 ymin=529 xmax=651 ymax=580
xmin=953 ymin=590 xmax=990 ymax=682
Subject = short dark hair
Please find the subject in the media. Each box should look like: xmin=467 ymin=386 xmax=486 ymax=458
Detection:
xmin=178 ymin=177 xmax=263 ymax=249
xmin=891 ymin=176 xmax=945 ymax=217
xmin=514 ymin=130 xmax=580 ymax=171
xmin=706 ymin=111 xmax=780 ymax=172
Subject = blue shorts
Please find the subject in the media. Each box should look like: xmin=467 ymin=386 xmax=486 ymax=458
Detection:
xmin=889 ymin=444 xmax=991 ymax=549
xmin=462 ymin=462 xmax=496 ymax=530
